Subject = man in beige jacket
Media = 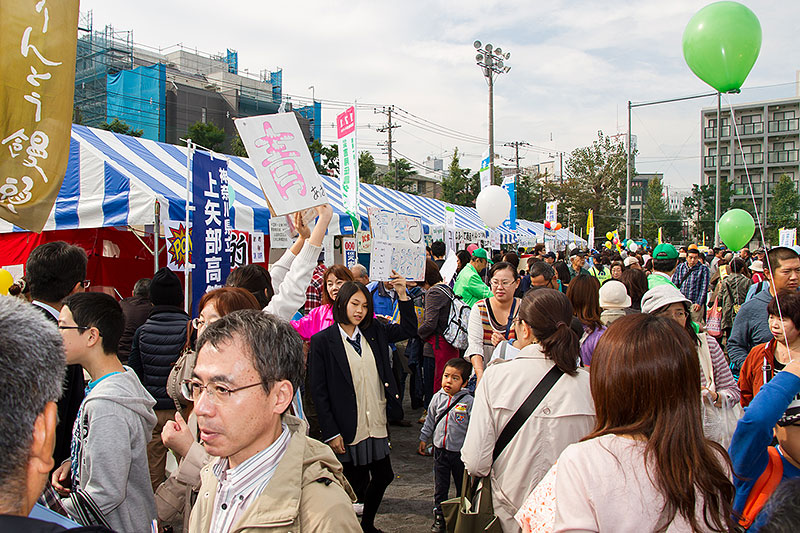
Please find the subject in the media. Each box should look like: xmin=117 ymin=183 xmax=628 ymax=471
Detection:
xmin=185 ymin=310 xmax=360 ymax=533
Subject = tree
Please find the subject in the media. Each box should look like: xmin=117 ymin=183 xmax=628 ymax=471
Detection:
xmin=441 ymin=148 xmax=477 ymax=206
xmin=768 ymin=174 xmax=800 ymax=242
xmin=186 ymin=121 xmax=225 ymax=152
xmin=554 ymin=131 xmax=628 ymax=238
xmin=229 ymin=132 xmax=248 ymax=157
xmin=683 ymin=181 xmax=735 ymax=242
xmin=516 ymin=168 xmax=552 ymax=222
xmin=99 ymin=118 xmax=143 ymax=137
xmin=308 ymin=140 xmax=339 ymax=175
xmin=385 ymin=158 xmax=417 ymax=193
xmin=358 ymin=151 xmax=377 ymax=183
xmin=641 ymin=176 xmax=682 ymax=244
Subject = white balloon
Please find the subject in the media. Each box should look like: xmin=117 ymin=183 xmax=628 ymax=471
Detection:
xmin=475 ymin=185 xmax=511 ymax=229
xmin=629 ymin=242 xmax=639 ymax=253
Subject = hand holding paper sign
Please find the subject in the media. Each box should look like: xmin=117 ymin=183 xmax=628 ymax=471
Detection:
xmin=308 ymin=203 xmax=333 ymax=247
xmin=293 ymin=211 xmax=311 ymax=240
xmin=391 ymin=270 xmax=409 ymax=301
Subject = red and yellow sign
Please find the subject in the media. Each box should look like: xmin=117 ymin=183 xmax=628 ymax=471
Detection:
xmin=0 ymin=0 xmax=80 ymax=232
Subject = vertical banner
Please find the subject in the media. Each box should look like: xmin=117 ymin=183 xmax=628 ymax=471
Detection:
xmin=230 ymin=230 xmax=250 ymax=269
xmin=658 ymin=227 xmax=663 ymax=245
xmin=251 ymin=231 xmax=265 ymax=263
xmin=234 ymin=112 xmax=328 ymax=216
xmin=337 ymin=106 xmax=360 ymax=231
xmin=165 ymin=220 xmax=192 ymax=271
xmin=342 ymin=235 xmax=357 ymax=269
xmin=545 ymin=201 xmax=558 ymax=226
xmin=191 ymin=152 xmax=230 ymax=315
xmin=586 ymin=209 xmax=595 ymax=250
xmin=0 ymin=1 xmax=80 ymax=231
xmin=479 ymin=148 xmax=491 ymax=190
xmin=501 ymin=175 xmax=517 ymax=230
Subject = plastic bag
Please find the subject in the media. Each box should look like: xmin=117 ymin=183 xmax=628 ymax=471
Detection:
xmin=701 ymin=393 xmax=743 ymax=449
xmin=706 ymin=296 xmax=723 ymax=337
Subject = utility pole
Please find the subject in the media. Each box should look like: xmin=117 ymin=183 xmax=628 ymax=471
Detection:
xmin=376 ymin=105 xmax=400 ymax=189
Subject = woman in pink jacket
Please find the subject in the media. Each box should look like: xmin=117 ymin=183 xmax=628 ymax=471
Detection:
xmin=291 ymin=264 xmax=354 ymax=340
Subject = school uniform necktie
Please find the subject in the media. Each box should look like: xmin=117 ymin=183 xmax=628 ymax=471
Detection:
xmin=347 ymin=333 xmax=362 ymax=356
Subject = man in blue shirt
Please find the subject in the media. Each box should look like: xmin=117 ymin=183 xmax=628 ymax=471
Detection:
xmin=672 ymin=247 xmax=710 ymax=317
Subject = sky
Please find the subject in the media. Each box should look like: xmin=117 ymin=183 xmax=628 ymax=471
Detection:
xmin=80 ymin=0 xmax=799 ymax=192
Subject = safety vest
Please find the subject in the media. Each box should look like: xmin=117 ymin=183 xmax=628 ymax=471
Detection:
xmin=589 ymin=266 xmax=611 ymax=284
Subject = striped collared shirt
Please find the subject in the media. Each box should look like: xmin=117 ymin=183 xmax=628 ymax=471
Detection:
xmin=209 ymin=423 xmax=291 ymax=533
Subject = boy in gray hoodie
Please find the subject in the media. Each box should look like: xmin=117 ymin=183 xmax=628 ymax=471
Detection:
xmin=52 ymin=292 xmax=158 ymax=533
xmin=419 ymin=358 xmax=474 ymax=533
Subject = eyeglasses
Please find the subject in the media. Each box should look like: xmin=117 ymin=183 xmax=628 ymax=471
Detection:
xmin=191 ymin=317 xmax=206 ymax=330
xmin=58 ymin=325 xmax=87 ymax=332
xmin=81 ymin=280 xmax=91 ymax=289
xmin=181 ymin=379 xmax=262 ymax=404
xmin=490 ymin=279 xmax=517 ymax=288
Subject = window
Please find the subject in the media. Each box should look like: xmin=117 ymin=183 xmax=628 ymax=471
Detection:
xmin=201 ymin=107 xmax=207 ymax=123
xmin=774 ymin=110 xmax=796 ymax=120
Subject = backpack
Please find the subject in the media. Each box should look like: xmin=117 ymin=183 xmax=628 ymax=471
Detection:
xmin=438 ymin=284 xmax=470 ymax=350
xmin=737 ymin=446 xmax=784 ymax=531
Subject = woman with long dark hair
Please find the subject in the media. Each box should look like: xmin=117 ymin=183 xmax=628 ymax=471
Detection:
xmin=619 ymin=267 xmax=648 ymax=311
xmin=310 ymin=277 xmax=417 ymax=533
xmin=462 ymin=288 xmax=595 ymax=532
xmin=566 ymin=274 xmax=606 ymax=367
xmin=549 ymin=313 xmax=735 ymax=532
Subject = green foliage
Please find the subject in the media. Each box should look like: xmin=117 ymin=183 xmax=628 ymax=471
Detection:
xmin=385 ymin=158 xmax=417 ymax=193
xmin=516 ymin=168 xmax=552 ymax=222
xmin=553 ymin=131 xmax=629 ymax=238
xmin=229 ymin=132 xmax=248 ymax=157
xmin=358 ymin=151 xmax=377 ymax=183
xmin=100 ymin=118 xmax=143 ymax=137
xmin=186 ymin=121 xmax=225 ymax=152
xmin=767 ymin=174 xmax=800 ymax=242
xmin=641 ymin=176 xmax=683 ymax=244
xmin=683 ymin=181 xmax=735 ymax=242
xmin=441 ymin=148 xmax=478 ymax=206
xmin=308 ymin=140 xmax=339 ymax=175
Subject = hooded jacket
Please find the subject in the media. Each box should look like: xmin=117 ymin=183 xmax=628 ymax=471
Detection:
xmin=188 ymin=415 xmax=361 ymax=533
xmin=129 ymin=305 xmax=190 ymax=409
xmin=62 ymin=368 xmax=158 ymax=533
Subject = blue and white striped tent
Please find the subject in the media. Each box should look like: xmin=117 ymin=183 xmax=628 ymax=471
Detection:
xmin=0 ymin=125 xmax=583 ymax=246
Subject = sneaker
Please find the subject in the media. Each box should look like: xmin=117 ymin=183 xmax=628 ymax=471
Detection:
xmin=353 ymin=502 xmax=364 ymax=516
xmin=431 ymin=513 xmax=446 ymax=533
xmin=418 ymin=410 xmax=427 ymax=424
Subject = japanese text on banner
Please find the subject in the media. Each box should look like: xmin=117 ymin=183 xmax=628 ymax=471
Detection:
xmin=191 ymin=152 xmax=231 ymax=316
xmin=234 ymin=113 xmax=327 ymax=216
xmin=0 ymin=0 xmax=80 ymax=232
xmin=337 ymin=106 xmax=360 ymax=231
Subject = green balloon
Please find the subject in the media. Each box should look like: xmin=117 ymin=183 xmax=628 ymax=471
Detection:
xmin=682 ymin=1 xmax=762 ymax=93
xmin=718 ymin=208 xmax=755 ymax=251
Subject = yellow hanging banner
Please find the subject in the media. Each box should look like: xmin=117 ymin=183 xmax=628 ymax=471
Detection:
xmin=0 ymin=0 xmax=80 ymax=232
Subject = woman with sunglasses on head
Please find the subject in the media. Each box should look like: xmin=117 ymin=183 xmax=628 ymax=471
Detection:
xmin=540 ymin=313 xmax=735 ymax=532
xmin=465 ymin=261 xmax=521 ymax=383
xmin=309 ymin=275 xmax=418 ymax=533
xmin=462 ymin=288 xmax=595 ymax=532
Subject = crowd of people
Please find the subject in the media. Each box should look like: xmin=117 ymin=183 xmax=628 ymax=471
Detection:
xmin=2 ymin=212 xmax=799 ymax=533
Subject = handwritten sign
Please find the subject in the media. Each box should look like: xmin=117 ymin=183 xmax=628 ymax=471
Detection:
xmin=337 ymin=106 xmax=360 ymax=230
xmin=235 ymin=112 xmax=327 ymax=216
xmin=268 ymin=216 xmax=293 ymax=248
xmin=0 ymin=0 xmax=80 ymax=232
xmin=251 ymin=231 xmax=265 ymax=263
xmin=357 ymin=230 xmax=372 ymax=253
xmin=368 ymin=209 xmax=425 ymax=280
xmin=230 ymin=230 xmax=250 ymax=268
xmin=779 ymin=228 xmax=797 ymax=248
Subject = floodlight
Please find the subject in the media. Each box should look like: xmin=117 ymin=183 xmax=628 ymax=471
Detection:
xmin=474 ymin=40 xmax=482 ymax=49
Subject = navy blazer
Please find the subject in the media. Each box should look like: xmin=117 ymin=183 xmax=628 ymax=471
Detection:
xmin=309 ymin=298 xmax=417 ymax=443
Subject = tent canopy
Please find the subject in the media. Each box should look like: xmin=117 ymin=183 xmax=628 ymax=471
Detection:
xmin=0 ymin=125 xmax=585 ymax=245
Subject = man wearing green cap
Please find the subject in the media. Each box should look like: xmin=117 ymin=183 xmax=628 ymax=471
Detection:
xmin=647 ymin=243 xmax=679 ymax=290
xmin=454 ymin=248 xmax=494 ymax=307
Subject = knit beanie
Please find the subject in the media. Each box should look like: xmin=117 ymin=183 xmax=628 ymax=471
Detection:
xmin=150 ymin=267 xmax=183 ymax=307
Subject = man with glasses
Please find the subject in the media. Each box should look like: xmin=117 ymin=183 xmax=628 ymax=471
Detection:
xmin=129 ymin=267 xmax=190 ymax=492
xmin=186 ymin=310 xmax=360 ymax=532
xmin=53 ymin=292 xmax=157 ymax=532
xmin=25 ymin=241 xmax=89 ymax=469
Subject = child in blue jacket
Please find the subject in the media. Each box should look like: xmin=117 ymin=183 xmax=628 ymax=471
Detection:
xmin=729 ymin=359 xmax=800 ymax=531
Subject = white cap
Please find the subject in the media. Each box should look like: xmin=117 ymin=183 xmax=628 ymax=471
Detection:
xmin=599 ymin=280 xmax=632 ymax=309
xmin=750 ymin=260 xmax=764 ymax=273
xmin=641 ymin=284 xmax=691 ymax=314
xmin=624 ymin=256 xmax=639 ymax=267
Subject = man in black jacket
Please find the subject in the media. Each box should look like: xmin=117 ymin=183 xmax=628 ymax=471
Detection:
xmin=129 ymin=268 xmax=189 ymax=491
xmin=117 ymin=278 xmax=152 ymax=365
xmin=25 ymin=241 xmax=88 ymax=469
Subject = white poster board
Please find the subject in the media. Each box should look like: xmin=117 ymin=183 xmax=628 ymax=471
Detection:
xmin=368 ymin=209 xmax=425 ymax=280
xmin=234 ymin=113 xmax=328 ymax=216
xmin=251 ymin=231 xmax=265 ymax=263
xmin=779 ymin=228 xmax=797 ymax=247
xmin=268 ymin=216 xmax=293 ymax=249
xmin=357 ymin=230 xmax=372 ymax=253
xmin=445 ymin=226 xmax=456 ymax=255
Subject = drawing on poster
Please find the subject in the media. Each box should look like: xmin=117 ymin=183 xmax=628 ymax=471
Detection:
xmin=368 ymin=209 xmax=425 ymax=280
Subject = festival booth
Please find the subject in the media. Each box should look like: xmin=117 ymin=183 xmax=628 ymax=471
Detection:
xmin=0 ymin=124 xmax=584 ymax=296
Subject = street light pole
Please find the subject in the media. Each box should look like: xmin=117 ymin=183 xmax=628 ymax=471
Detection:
xmin=474 ymin=41 xmax=510 ymax=187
